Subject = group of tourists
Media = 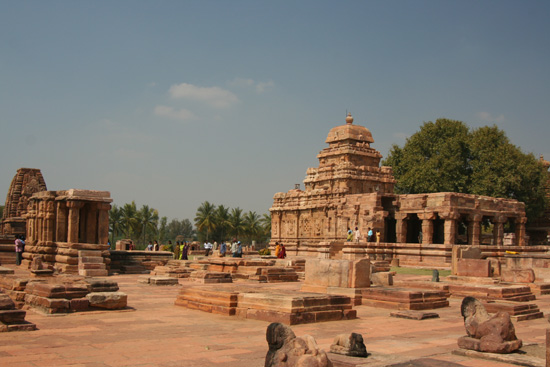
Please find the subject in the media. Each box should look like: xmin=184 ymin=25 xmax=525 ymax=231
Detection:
xmin=346 ymin=227 xmax=381 ymax=242
xmin=145 ymin=240 xmax=161 ymax=251
xmin=273 ymin=242 xmax=286 ymax=259
xmin=173 ymin=241 xmax=190 ymax=260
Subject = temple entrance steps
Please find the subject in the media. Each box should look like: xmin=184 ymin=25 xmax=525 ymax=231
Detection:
xmin=78 ymin=250 xmax=108 ymax=277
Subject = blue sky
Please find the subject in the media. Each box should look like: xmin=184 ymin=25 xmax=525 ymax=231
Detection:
xmin=1 ymin=0 xmax=549 ymax=223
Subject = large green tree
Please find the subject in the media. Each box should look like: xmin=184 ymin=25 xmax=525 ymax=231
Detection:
xmin=383 ymin=119 xmax=548 ymax=221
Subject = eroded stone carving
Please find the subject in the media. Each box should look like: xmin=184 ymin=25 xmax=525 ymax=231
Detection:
xmin=457 ymin=296 xmax=522 ymax=353
xmin=330 ymin=332 xmax=368 ymax=357
xmin=265 ymin=322 xmax=333 ymax=367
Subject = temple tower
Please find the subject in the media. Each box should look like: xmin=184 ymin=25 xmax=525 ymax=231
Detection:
xmin=304 ymin=113 xmax=395 ymax=195
xmin=1 ymin=168 xmax=47 ymax=237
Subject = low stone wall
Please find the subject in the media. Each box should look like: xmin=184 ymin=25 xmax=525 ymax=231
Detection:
xmin=109 ymin=250 xmax=173 ymax=274
xmin=293 ymin=241 xmax=550 ymax=269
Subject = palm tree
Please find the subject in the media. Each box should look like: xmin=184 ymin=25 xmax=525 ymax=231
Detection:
xmin=109 ymin=204 xmax=123 ymax=245
xmin=260 ymin=212 xmax=272 ymax=240
xmin=158 ymin=216 xmax=168 ymax=243
xmin=243 ymin=211 xmax=261 ymax=243
xmin=228 ymin=207 xmax=245 ymax=241
xmin=137 ymin=205 xmax=159 ymax=245
xmin=215 ymin=205 xmax=230 ymax=241
xmin=195 ymin=201 xmax=216 ymax=242
xmin=121 ymin=201 xmax=138 ymax=240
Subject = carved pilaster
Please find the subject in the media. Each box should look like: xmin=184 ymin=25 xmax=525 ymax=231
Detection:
xmin=67 ymin=201 xmax=84 ymax=243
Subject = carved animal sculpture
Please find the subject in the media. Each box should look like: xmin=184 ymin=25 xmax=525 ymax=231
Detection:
xmin=265 ymin=322 xmax=333 ymax=367
xmin=330 ymin=332 xmax=368 ymax=357
xmin=458 ymin=296 xmax=522 ymax=353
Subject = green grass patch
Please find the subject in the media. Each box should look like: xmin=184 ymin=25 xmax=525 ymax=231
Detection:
xmin=391 ymin=267 xmax=451 ymax=277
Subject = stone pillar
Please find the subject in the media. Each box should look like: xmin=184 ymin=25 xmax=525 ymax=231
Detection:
xmin=55 ymin=201 xmax=68 ymax=242
xmin=419 ymin=213 xmax=435 ymax=244
xmin=44 ymin=200 xmax=56 ymax=242
xmin=493 ymin=216 xmax=505 ymax=247
xmin=468 ymin=214 xmax=482 ymax=246
xmin=85 ymin=204 xmax=98 ymax=244
xmin=395 ymin=213 xmax=407 ymax=243
xmin=516 ymin=217 xmax=527 ymax=246
xmin=37 ymin=201 xmax=45 ymax=242
xmin=97 ymin=203 xmax=111 ymax=245
xmin=67 ymin=201 xmax=83 ymax=243
xmin=442 ymin=211 xmax=459 ymax=245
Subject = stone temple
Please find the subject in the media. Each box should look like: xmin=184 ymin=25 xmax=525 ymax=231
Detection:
xmin=270 ymin=114 xmax=528 ymax=265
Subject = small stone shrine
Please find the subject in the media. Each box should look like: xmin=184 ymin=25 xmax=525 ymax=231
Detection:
xmin=22 ymin=189 xmax=112 ymax=274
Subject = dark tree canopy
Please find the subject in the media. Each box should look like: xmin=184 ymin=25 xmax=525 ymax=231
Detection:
xmin=382 ymin=118 xmax=548 ymax=221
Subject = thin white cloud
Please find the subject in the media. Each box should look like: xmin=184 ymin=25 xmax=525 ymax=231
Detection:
xmin=476 ymin=111 xmax=505 ymax=123
xmin=256 ymin=80 xmax=274 ymax=93
xmin=169 ymin=83 xmax=239 ymax=108
xmin=154 ymin=105 xmax=196 ymax=121
xmin=228 ymin=78 xmax=274 ymax=93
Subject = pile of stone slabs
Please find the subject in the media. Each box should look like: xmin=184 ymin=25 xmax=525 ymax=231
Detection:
xmin=175 ymin=284 xmax=356 ymax=325
xmin=360 ymin=287 xmax=449 ymax=310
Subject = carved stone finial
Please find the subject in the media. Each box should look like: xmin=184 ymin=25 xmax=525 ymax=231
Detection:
xmin=345 ymin=112 xmax=353 ymax=125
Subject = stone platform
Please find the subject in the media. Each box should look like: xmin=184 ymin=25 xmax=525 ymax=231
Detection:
xmin=175 ymin=284 xmax=356 ymax=325
xmin=361 ymin=287 xmax=449 ymax=310
xmin=447 ymin=283 xmax=536 ymax=302
xmin=483 ymin=300 xmax=544 ymax=321
xmin=0 ymin=274 xmax=126 ymax=314
xmin=0 ymin=294 xmax=36 ymax=332
xmin=151 ymin=258 xmax=300 ymax=283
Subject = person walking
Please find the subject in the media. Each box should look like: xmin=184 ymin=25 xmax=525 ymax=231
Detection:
xmin=277 ymin=243 xmax=286 ymax=259
xmin=354 ymin=227 xmax=361 ymax=242
xmin=14 ymin=235 xmax=24 ymax=266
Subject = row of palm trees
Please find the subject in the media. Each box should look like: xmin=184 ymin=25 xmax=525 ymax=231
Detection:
xmin=109 ymin=201 xmax=271 ymax=248
xmin=194 ymin=201 xmax=271 ymax=244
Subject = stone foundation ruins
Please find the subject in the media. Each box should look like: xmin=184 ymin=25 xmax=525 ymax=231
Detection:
xmin=270 ymin=114 xmax=531 ymax=265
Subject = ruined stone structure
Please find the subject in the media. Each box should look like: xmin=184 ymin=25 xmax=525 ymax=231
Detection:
xmin=270 ymin=114 xmax=528 ymax=261
xmin=22 ymin=189 xmax=112 ymax=274
xmin=1 ymin=168 xmax=47 ymax=237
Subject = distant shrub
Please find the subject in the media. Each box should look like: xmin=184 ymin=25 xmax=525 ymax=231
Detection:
xmin=258 ymin=248 xmax=270 ymax=256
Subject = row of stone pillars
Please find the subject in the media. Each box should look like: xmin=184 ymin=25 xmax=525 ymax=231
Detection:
xmin=394 ymin=212 xmax=527 ymax=246
xmin=27 ymin=196 xmax=110 ymax=245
